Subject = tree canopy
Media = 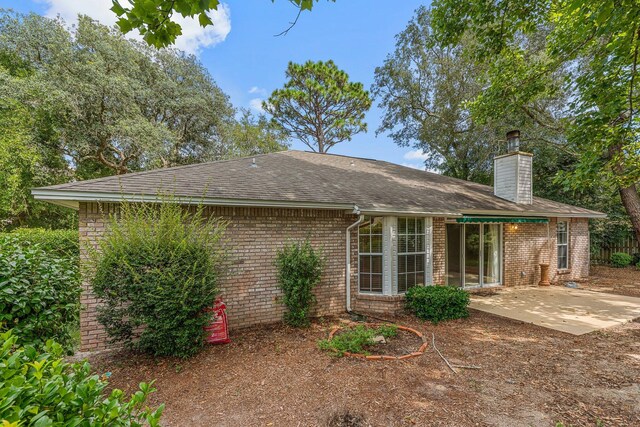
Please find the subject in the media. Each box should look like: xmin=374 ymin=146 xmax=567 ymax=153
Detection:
xmin=0 ymin=10 xmax=288 ymax=229
xmin=430 ymin=0 xmax=640 ymax=242
xmin=265 ymin=60 xmax=371 ymax=153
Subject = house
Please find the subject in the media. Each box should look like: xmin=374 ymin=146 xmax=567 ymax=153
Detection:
xmin=33 ymin=131 xmax=605 ymax=352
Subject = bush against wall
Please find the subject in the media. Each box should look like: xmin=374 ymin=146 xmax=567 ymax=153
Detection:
xmin=0 ymin=330 xmax=163 ymax=425
xmin=91 ymin=200 xmax=227 ymax=358
xmin=275 ymin=239 xmax=324 ymax=327
xmin=405 ymin=286 xmax=470 ymax=324
xmin=0 ymin=235 xmax=80 ymax=352
xmin=610 ymin=252 xmax=633 ymax=268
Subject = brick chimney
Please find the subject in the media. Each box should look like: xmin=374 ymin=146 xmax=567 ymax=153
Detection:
xmin=493 ymin=130 xmax=532 ymax=204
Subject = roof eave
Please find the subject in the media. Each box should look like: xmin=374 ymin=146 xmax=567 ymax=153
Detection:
xmin=460 ymin=209 xmax=606 ymax=219
xmin=31 ymin=189 xmax=357 ymax=212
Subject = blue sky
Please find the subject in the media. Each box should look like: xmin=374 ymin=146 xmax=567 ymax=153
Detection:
xmin=1 ymin=0 xmax=430 ymax=168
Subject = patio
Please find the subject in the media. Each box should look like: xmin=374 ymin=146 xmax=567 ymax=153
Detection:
xmin=469 ymin=286 xmax=640 ymax=335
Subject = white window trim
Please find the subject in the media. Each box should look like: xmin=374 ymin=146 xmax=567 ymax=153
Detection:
xmin=358 ymin=216 xmax=433 ymax=296
xmin=395 ymin=217 xmax=428 ymax=294
xmin=357 ymin=217 xmax=384 ymax=294
xmin=557 ymin=220 xmax=570 ymax=270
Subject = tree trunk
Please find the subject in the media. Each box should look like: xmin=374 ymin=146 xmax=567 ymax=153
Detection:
xmin=619 ymin=184 xmax=640 ymax=244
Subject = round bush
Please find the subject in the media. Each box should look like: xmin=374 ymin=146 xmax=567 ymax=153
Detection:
xmin=610 ymin=252 xmax=632 ymax=268
xmin=0 ymin=235 xmax=80 ymax=352
xmin=91 ymin=201 xmax=227 ymax=358
xmin=405 ymin=285 xmax=470 ymax=324
xmin=0 ymin=330 xmax=163 ymax=425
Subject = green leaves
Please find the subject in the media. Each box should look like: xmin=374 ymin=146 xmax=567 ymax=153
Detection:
xmin=0 ymin=330 xmax=163 ymax=425
xmin=91 ymin=197 xmax=228 ymax=358
xmin=265 ymin=60 xmax=372 ymax=153
xmin=275 ymin=239 xmax=324 ymax=327
xmin=0 ymin=234 xmax=80 ymax=353
xmin=111 ymin=0 xmax=330 ymax=48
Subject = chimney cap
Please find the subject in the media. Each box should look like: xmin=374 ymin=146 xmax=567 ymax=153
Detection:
xmin=506 ymin=130 xmax=521 ymax=140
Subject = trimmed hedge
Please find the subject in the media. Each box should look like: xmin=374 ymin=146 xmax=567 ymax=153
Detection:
xmin=0 ymin=235 xmax=80 ymax=352
xmin=0 ymin=228 xmax=79 ymax=259
xmin=405 ymin=285 xmax=470 ymax=324
xmin=611 ymin=252 xmax=632 ymax=268
xmin=0 ymin=330 xmax=163 ymax=425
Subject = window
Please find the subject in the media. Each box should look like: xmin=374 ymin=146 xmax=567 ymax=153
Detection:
xmin=359 ymin=217 xmax=383 ymax=293
xmin=397 ymin=217 xmax=426 ymax=293
xmin=557 ymin=221 xmax=569 ymax=269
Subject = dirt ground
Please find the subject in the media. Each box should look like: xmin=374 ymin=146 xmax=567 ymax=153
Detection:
xmin=90 ymin=268 xmax=640 ymax=427
xmin=577 ymin=265 xmax=640 ymax=297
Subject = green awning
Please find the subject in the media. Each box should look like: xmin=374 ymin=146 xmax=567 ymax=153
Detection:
xmin=456 ymin=216 xmax=549 ymax=224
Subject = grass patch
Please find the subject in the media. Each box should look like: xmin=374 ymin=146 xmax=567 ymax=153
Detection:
xmin=318 ymin=324 xmax=397 ymax=357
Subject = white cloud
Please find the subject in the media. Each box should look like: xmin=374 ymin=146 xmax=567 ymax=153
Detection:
xmin=249 ymin=98 xmax=265 ymax=113
xmin=248 ymin=86 xmax=267 ymax=95
xmin=40 ymin=0 xmax=231 ymax=55
xmin=401 ymin=162 xmax=425 ymax=170
xmin=403 ymin=149 xmax=429 ymax=162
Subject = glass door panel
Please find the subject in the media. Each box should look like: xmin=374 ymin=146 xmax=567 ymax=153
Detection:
xmin=445 ymin=224 xmax=462 ymax=287
xmin=483 ymin=224 xmax=500 ymax=285
xmin=464 ymin=224 xmax=480 ymax=287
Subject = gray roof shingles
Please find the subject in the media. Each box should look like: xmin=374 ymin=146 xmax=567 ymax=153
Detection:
xmin=33 ymin=150 xmax=603 ymax=217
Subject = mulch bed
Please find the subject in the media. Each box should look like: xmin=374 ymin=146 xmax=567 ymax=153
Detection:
xmin=87 ymin=267 xmax=640 ymax=427
xmin=365 ymin=328 xmax=423 ymax=357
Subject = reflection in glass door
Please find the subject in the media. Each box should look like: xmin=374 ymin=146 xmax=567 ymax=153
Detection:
xmin=446 ymin=223 xmax=502 ymax=288
xmin=464 ymin=224 xmax=480 ymax=287
xmin=445 ymin=224 xmax=462 ymax=287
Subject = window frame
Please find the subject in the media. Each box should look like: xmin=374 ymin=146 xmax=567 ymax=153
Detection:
xmin=557 ymin=220 xmax=569 ymax=270
xmin=357 ymin=217 xmax=384 ymax=294
xmin=396 ymin=217 xmax=427 ymax=294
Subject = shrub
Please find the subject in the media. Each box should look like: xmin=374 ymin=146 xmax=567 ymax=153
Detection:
xmin=91 ymin=200 xmax=227 ymax=358
xmin=610 ymin=252 xmax=632 ymax=268
xmin=0 ymin=235 xmax=80 ymax=352
xmin=405 ymin=285 xmax=470 ymax=324
xmin=0 ymin=330 xmax=163 ymax=425
xmin=2 ymin=228 xmax=79 ymax=259
xmin=275 ymin=239 xmax=324 ymax=327
xmin=318 ymin=324 xmax=398 ymax=357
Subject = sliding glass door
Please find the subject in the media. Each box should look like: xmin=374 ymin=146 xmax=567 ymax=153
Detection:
xmin=446 ymin=223 xmax=501 ymax=288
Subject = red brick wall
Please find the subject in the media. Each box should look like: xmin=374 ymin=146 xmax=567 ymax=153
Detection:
xmin=78 ymin=202 xmax=358 ymax=352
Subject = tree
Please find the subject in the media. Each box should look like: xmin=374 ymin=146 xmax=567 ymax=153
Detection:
xmin=372 ymin=6 xmax=567 ymax=182
xmin=224 ymin=109 xmax=290 ymax=157
xmin=265 ymin=60 xmax=372 ymax=153
xmin=430 ymin=0 xmax=640 ymax=242
xmin=111 ymin=0 xmax=335 ymax=48
xmin=0 ymin=11 xmax=285 ymax=228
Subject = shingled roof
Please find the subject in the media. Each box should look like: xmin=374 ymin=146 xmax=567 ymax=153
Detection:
xmin=32 ymin=150 xmax=604 ymax=218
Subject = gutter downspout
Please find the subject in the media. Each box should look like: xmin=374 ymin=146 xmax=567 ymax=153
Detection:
xmin=346 ymin=207 xmax=364 ymax=312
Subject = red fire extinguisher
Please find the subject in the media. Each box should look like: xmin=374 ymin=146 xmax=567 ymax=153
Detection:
xmin=204 ymin=298 xmax=231 ymax=344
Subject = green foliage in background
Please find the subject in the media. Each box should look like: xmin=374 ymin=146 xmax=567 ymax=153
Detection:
xmin=0 ymin=10 xmax=288 ymax=229
xmin=0 ymin=235 xmax=80 ymax=353
xmin=91 ymin=199 xmax=227 ymax=358
xmin=266 ymin=60 xmax=372 ymax=153
xmin=405 ymin=285 xmax=469 ymax=324
xmin=111 ymin=0 xmax=336 ymax=48
xmin=275 ymin=238 xmax=324 ymax=327
xmin=1 ymin=228 xmax=79 ymax=259
xmin=318 ymin=324 xmax=398 ymax=357
xmin=430 ymin=0 xmax=640 ymax=243
xmin=610 ymin=252 xmax=632 ymax=268
xmin=0 ymin=330 xmax=163 ymax=426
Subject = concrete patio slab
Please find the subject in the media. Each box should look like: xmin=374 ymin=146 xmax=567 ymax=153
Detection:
xmin=469 ymin=286 xmax=640 ymax=335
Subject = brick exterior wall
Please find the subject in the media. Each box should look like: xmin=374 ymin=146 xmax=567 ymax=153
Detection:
xmin=78 ymin=202 xmax=591 ymax=351
xmin=78 ymin=202 xmax=358 ymax=352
